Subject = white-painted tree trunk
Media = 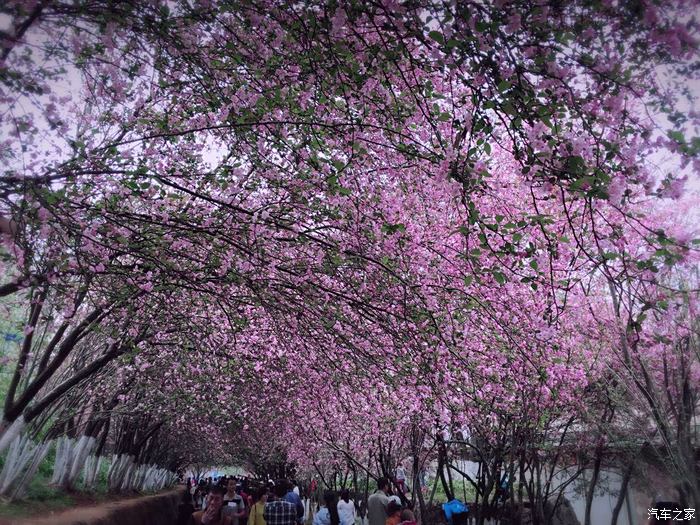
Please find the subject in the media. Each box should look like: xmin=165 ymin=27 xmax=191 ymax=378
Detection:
xmin=0 ymin=435 xmax=24 ymax=492
xmin=51 ymin=436 xmax=71 ymax=485
xmin=138 ymin=464 xmax=150 ymax=490
xmin=156 ymin=469 xmax=176 ymax=491
xmin=0 ymin=419 xmax=10 ymax=441
xmin=103 ymin=455 xmax=176 ymax=493
xmin=107 ymin=453 xmax=125 ymax=490
xmin=122 ymin=458 xmax=136 ymax=491
xmin=120 ymin=461 xmax=136 ymax=491
xmin=0 ymin=417 xmax=26 ymax=456
xmin=151 ymin=469 xmax=161 ymax=491
xmin=140 ymin=465 xmax=158 ymax=491
xmin=131 ymin=463 xmax=142 ymax=490
xmin=83 ymin=454 xmax=102 ymax=489
xmin=50 ymin=436 xmax=64 ymax=485
xmin=0 ymin=434 xmax=39 ymax=495
xmin=64 ymin=435 xmax=96 ymax=489
xmin=106 ymin=453 xmax=120 ymax=487
xmin=108 ymin=454 xmax=135 ymax=492
xmin=150 ymin=467 xmax=160 ymax=491
xmin=53 ymin=437 xmax=78 ymax=488
xmin=148 ymin=466 xmax=161 ymax=491
xmin=8 ymin=441 xmax=51 ymax=500
xmin=139 ymin=466 xmax=150 ymax=491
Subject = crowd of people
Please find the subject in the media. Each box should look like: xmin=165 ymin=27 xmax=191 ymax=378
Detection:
xmin=176 ymin=476 xmax=308 ymax=525
xmin=365 ymin=478 xmax=416 ymax=525
xmin=175 ymin=475 xmax=416 ymax=525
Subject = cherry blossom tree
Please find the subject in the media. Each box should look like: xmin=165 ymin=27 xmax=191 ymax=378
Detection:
xmin=0 ymin=1 xmax=698 ymax=522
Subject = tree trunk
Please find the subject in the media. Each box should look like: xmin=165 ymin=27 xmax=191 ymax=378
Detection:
xmin=0 ymin=416 xmax=26 ymax=454
xmin=437 ymin=436 xmax=454 ymax=501
xmin=8 ymin=441 xmax=50 ymax=500
xmin=428 ymin=469 xmax=440 ymax=508
xmin=413 ymin=454 xmax=426 ymax=521
xmin=584 ymin=441 xmax=604 ymax=525
xmin=610 ymin=460 xmax=634 ymax=525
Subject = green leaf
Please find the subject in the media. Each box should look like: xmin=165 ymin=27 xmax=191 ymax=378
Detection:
xmin=493 ymin=271 xmax=506 ymax=284
xmin=428 ymin=31 xmax=444 ymax=44
xmin=382 ymin=223 xmax=406 ymax=235
xmin=497 ymin=80 xmax=511 ymax=92
xmin=475 ymin=21 xmax=490 ymax=32
xmin=668 ymin=130 xmax=685 ymax=144
xmin=566 ymin=156 xmax=587 ymax=176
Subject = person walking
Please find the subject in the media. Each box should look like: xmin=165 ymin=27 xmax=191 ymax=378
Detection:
xmin=367 ymin=478 xmax=390 ymax=525
xmin=337 ymin=489 xmax=356 ymax=525
xmin=394 ymin=465 xmax=406 ymax=495
xmin=264 ymin=481 xmax=298 ymax=525
xmin=313 ymin=490 xmax=341 ymax=525
xmin=223 ymin=478 xmax=247 ymax=525
xmin=192 ymin=485 xmax=233 ymax=525
xmin=283 ymin=479 xmax=305 ymax=525
xmin=248 ymin=487 xmax=268 ymax=525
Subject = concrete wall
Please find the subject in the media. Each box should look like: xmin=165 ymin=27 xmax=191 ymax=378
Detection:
xmin=12 ymin=487 xmax=182 ymax=525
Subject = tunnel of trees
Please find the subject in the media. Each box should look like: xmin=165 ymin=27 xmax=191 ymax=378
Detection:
xmin=0 ymin=1 xmax=699 ymax=524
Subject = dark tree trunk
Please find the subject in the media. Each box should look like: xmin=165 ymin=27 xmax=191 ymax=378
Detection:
xmin=584 ymin=441 xmax=604 ymax=525
xmin=610 ymin=459 xmax=635 ymax=525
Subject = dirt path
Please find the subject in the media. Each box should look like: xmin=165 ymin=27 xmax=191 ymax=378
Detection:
xmin=2 ymin=487 xmax=182 ymax=525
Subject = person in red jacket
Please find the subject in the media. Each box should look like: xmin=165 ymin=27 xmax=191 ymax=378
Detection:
xmin=398 ymin=509 xmax=417 ymax=525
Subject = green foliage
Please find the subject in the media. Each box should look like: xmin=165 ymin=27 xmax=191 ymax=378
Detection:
xmin=429 ymin=477 xmax=477 ymax=504
xmin=0 ymin=494 xmax=74 ymax=519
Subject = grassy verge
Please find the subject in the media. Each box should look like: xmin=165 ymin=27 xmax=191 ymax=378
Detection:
xmin=0 ymin=491 xmax=75 ymax=519
xmin=428 ymin=478 xmax=477 ymax=504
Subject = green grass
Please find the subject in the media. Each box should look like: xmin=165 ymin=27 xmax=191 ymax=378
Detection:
xmin=336 ymin=476 xmax=476 ymax=506
xmin=428 ymin=478 xmax=477 ymax=504
xmin=0 ymin=493 xmax=75 ymax=519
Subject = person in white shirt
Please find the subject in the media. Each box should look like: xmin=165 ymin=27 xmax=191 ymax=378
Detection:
xmin=314 ymin=490 xmax=348 ymax=525
xmin=395 ymin=464 xmax=407 ymax=494
xmin=337 ymin=489 xmax=356 ymax=525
